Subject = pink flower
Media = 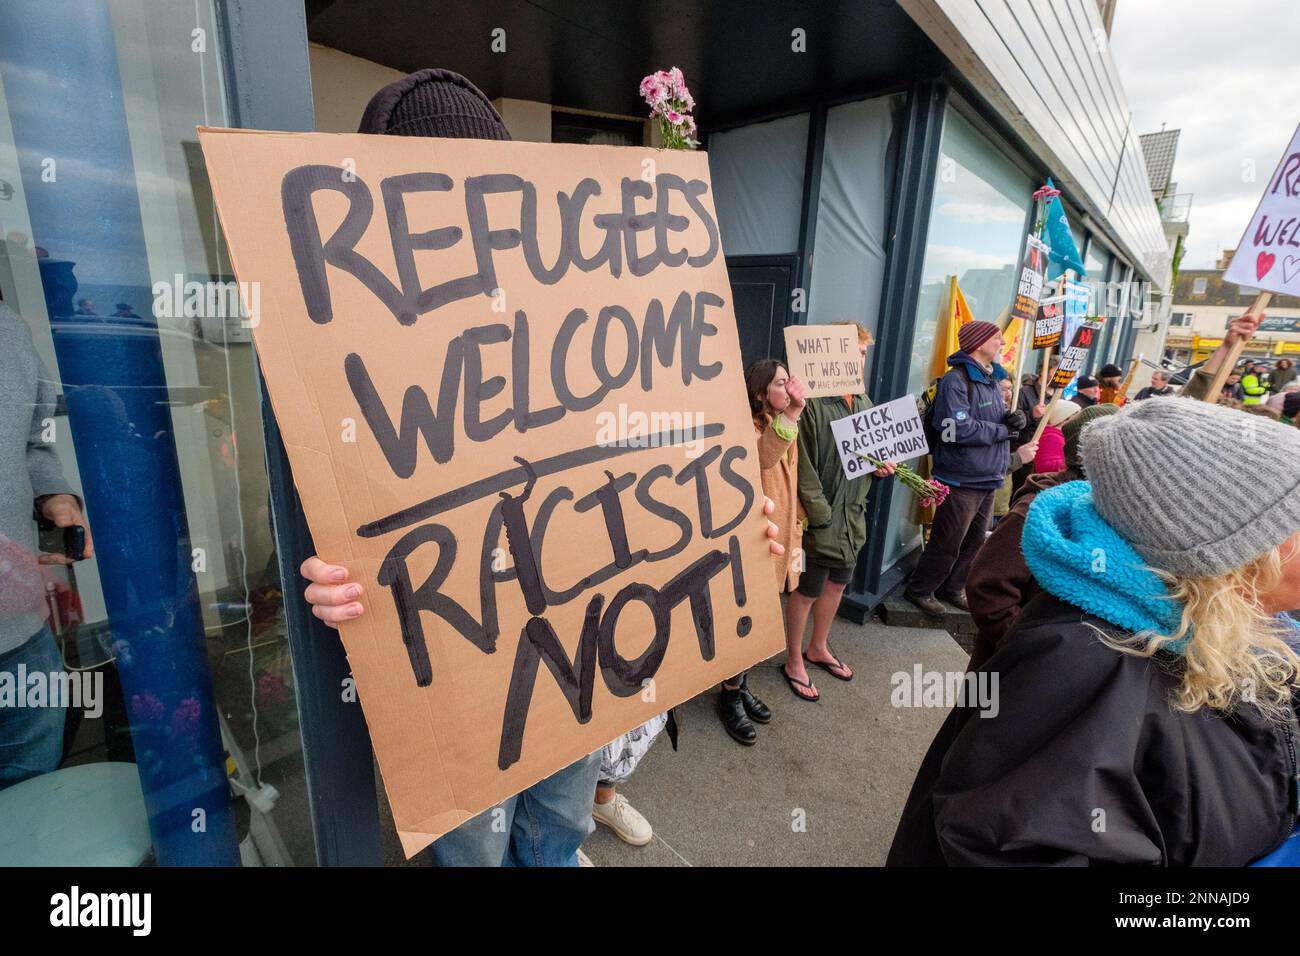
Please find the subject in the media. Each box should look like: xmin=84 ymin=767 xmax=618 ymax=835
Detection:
xmin=131 ymin=691 xmax=165 ymax=722
xmin=639 ymin=72 xmax=671 ymax=109
xmin=666 ymin=110 xmax=684 ymax=124
xmin=170 ymin=696 xmax=202 ymax=739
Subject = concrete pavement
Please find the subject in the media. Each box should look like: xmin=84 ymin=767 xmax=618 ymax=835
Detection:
xmin=583 ymin=615 xmax=966 ymax=866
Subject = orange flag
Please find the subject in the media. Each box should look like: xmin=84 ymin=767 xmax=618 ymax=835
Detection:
xmin=930 ymin=276 xmax=972 ymax=385
xmin=999 ymin=313 xmax=1023 ymax=373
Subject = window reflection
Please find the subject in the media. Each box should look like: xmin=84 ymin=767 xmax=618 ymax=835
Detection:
xmin=882 ymin=108 xmax=1033 ymax=571
xmin=0 ymin=0 xmax=313 ymax=866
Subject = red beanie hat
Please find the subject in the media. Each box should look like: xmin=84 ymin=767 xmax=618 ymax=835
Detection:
xmin=958 ymin=320 xmax=999 ymax=353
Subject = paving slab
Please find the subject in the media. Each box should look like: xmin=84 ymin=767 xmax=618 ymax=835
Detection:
xmin=583 ymin=614 xmax=968 ymax=867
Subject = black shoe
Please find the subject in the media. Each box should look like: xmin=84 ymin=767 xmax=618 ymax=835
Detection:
xmin=937 ymin=589 xmax=969 ymax=611
xmin=719 ymin=688 xmax=757 ymax=745
xmin=904 ymin=590 xmax=947 ymax=618
xmin=737 ymin=674 xmax=771 ymax=724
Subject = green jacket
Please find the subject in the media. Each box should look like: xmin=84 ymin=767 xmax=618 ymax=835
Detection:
xmin=796 ymin=394 xmax=875 ymax=568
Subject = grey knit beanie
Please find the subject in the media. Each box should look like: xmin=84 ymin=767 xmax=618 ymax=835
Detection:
xmin=1082 ymin=397 xmax=1300 ymax=578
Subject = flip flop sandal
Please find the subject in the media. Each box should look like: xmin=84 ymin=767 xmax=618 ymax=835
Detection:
xmin=805 ymin=651 xmax=854 ymax=682
xmin=780 ymin=664 xmax=820 ymax=703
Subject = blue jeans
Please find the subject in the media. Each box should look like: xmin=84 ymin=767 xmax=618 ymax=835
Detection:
xmin=0 ymin=626 xmax=66 ymax=790
xmin=430 ymin=750 xmax=600 ymax=867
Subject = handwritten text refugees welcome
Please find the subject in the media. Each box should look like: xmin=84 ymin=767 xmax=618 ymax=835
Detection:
xmin=200 ymin=131 xmax=784 ymax=852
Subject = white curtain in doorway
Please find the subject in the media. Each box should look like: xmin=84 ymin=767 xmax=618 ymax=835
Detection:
xmin=708 ymin=112 xmax=808 ymax=256
xmin=805 ymin=96 xmax=896 ymax=337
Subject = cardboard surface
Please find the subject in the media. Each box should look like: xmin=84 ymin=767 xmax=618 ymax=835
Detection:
xmin=783 ymin=325 xmax=864 ymax=398
xmin=197 ymin=128 xmax=784 ymax=857
xmin=830 ymin=395 xmax=929 ymax=480
xmin=1223 ymin=124 xmax=1300 ymax=297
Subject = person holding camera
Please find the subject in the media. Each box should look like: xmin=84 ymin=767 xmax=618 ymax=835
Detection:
xmin=1 ymin=304 xmax=93 ymax=789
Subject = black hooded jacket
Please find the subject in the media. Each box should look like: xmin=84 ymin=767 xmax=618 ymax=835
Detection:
xmin=888 ymin=591 xmax=1299 ymax=865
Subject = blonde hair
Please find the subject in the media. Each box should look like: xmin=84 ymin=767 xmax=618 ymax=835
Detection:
xmin=1103 ymin=545 xmax=1300 ymax=719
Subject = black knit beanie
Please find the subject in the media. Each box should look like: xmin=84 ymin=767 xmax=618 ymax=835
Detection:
xmin=357 ymin=68 xmax=510 ymax=140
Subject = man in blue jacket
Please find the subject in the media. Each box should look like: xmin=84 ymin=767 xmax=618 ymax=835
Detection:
xmin=905 ymin=320 xmax=1025 ymax=617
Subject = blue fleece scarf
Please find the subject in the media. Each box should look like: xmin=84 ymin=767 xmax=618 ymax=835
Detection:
xmin=1021 ymin=480 xmax=1189 ymax=654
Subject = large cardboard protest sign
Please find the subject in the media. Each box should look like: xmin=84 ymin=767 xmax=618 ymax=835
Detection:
xmin=783 ymin=325 xmax=864 ymax=398
xmin=1223 ymin=123 xmax=1300 ymax=296
xmin=830 ymin=395 xmax=929 ymax=480
xmin=197 ymin=128 xmax=784 ymax=856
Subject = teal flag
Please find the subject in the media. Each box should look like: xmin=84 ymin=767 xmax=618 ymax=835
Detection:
xmin=1040 ymin=179 xmax=1086 ymax=279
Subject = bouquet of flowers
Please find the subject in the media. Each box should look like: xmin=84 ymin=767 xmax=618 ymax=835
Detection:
xmin=1030 ymin=183 xmax=1060 ymax=235
xmin=857 ymin=454 xmax=950 ymax=510
xmin=639 ymin=67 xmax=699 ymax=150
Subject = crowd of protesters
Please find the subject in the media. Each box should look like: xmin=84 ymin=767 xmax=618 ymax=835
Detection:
xmin=0 ymin=59 xmax=1295 ymax=872
xmin=288 ymin=71 xmax=1300 ymax=867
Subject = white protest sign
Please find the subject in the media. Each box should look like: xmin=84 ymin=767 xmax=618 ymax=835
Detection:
xmin=1223 ymin=123 xmax=1300 ymax=295
xmin=831 ymin=395 xmax=930 ymax=480
xmin=783 ymin=325 xmax=864 ymax=398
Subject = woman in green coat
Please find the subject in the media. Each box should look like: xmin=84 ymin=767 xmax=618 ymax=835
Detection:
xmin=781 ymin=323 xmax=894 ymax=702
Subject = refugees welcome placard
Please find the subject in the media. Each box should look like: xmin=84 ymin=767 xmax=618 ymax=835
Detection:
xmin=198 ymin=129 xmax=783 ymax=856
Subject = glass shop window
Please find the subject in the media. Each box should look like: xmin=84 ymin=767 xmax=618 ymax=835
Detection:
xmin=0 ymin=0 xmax=314 ymax=866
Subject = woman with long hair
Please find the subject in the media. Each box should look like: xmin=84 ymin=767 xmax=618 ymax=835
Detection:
xmin=890 ymin=397 xmax=1300 ymax=865
xmin=715 ymin=358 xmax=806 ymax=744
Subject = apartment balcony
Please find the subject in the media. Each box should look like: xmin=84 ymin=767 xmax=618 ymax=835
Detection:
xmin=1158 ymin=192 xmax=1193 ymax=238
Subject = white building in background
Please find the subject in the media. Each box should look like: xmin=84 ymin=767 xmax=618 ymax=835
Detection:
xmin=1165 ymin=251 xmax=1300 ymax=367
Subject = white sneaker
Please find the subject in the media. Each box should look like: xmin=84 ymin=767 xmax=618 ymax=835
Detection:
xmin=575 ymin=847 xmax=595 ymax=867
xmin=592 ymin=793 xmax=653 ymax=846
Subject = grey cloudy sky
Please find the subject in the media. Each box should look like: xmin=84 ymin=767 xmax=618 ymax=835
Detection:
xmin=1109 ymin=0 xmax=1300 ymax=269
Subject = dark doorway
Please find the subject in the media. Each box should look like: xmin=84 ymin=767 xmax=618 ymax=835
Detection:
xmin=726 ymin=254 xmax=797 ymax=368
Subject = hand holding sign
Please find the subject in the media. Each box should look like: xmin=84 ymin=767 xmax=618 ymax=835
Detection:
xmin=1224 ymin=123 xmax=1300 ymax=298
xmin=784 ymin=325 xmax=863 ymax=398
xmin=1211 ymin=124 xmax=1300 ymax=399
xmin=303 ymin=497 xmax=791 ymax=621
xmin=830 ymin=395 xmax=929 ymax=480
xmin=200 ymin=128 xmax=785 ymax=856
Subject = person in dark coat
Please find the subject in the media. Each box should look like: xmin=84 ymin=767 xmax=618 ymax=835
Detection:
xmin=904 ymin=320 xmax=1024 ymax=617
xmin=1134 ymin=369 xmax=1175 ymax=400
xmin=966 ymin=403 xmax=1117 ymax=669
xmin=1271 ymin=358 xmax=1296 ymax=393
xmin=1073 ymin=375 xmax=1100 ymax=407
xmin=890 ymin=397 xmax=1300 ymax=866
